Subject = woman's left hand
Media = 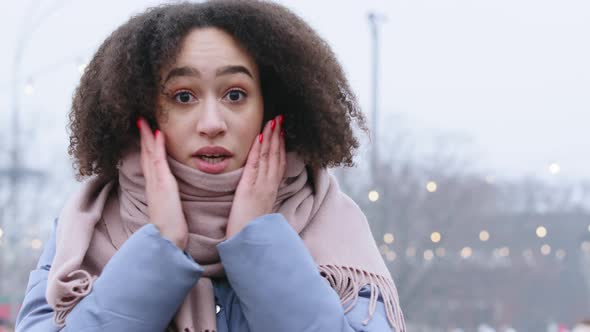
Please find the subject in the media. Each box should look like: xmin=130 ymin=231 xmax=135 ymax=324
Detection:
xmin=226 ymin=115 xmax=286 ymax=238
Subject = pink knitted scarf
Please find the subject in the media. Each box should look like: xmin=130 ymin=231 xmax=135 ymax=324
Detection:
xmin=46 ymin=144 xmax=405 ymax=332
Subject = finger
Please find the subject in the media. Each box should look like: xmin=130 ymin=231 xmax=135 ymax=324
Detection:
xmin=279 ymin=121 xmax=287 ymax=180
xmin=138 ymin=118 xmax=151 ymax=179
xmin=153 ymin=130 xmax=172 ymax=184
xmin=268 ymin=115 xmax=282 ymax=179
xmin=138 ymin=117 xmax=156 ymax=154
xmin=243 ymin=133 xmax=263 ymax=183
xmin=258 ymin=119 xmax=274 ymax=177
xmin=138 ymin=118 xmax=157 ymax=185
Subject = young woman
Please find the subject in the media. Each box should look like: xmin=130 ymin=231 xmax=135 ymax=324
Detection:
xmin=15 ymin=1 xmax=405 ymax=331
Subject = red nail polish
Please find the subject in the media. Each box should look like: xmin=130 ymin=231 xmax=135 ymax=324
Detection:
xmin=278 ymin=115 xmax=284 ymax=126
xmin=271 ymin=119 xmax=276 ymax=131
xmin=136 ymin=119 xmax=141 ymax=129
xmin=259 ymin=133 xmax=264 ymax=143
xmin=155 ymin=129 xmax=160 ymax=138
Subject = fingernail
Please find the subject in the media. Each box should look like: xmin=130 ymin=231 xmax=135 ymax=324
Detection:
xmin=278 ymin=115 xmax=284 ymax=126
xmin=259 ymin=133 xmax=264 ymax=143
xmin=271 ymin=119 xmax=276 ymax=131
xmin=155 ymin=129 xmax=160 ymax=138
xmin=280 ymin=130 xmax=284 ymax=138
xmin=136 ymin=118 xmax=141 ymax=129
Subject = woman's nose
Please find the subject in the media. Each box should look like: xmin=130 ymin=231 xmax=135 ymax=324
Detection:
xmin=197 ymin=100 xmax=227 ymax=139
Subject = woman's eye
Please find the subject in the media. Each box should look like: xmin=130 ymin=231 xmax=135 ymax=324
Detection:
xmin=225 ymin=89 xmax=247 ymax=103
xmin=174 ymin=91 xmax=195 ymax=104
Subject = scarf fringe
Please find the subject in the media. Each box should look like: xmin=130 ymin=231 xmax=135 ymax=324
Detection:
xmin=319 ymin=265 xmax=406 ymax=332
xmin=52 ymin=269 xmax=96 ymax=326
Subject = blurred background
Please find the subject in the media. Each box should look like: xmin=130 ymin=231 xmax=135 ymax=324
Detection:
xmin=1 ymin=0 xmax=589 ymax=331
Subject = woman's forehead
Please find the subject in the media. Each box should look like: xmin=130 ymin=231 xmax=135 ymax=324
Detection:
xmin=167 ymin=27 xmax=258 ymax=80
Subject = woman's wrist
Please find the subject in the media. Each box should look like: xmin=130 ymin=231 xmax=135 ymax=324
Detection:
xmin=157 ymin=225 xmax=188 ymax=251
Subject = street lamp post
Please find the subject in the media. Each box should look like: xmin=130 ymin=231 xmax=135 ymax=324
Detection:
xmin=367 ymin=12 xmax=386 ymax=181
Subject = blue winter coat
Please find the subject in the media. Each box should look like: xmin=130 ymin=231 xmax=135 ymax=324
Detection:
xmin=15 ymin=213 xmax=395 ymax=332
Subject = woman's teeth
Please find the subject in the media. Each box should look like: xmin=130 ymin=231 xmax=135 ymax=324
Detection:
xmin=199 ymin=156 xmax=226 ymax=164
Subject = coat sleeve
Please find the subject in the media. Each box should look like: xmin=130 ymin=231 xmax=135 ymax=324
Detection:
xmin=217 ymin=213 xmax=395 ymax=332
xmin=15 ymin=219 xmax=203 ymax=332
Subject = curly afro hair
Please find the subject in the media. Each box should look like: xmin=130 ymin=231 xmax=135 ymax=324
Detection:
xmin=68 ymin=0 xmax=367 ymax=180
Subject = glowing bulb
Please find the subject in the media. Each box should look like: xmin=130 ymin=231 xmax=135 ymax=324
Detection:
xmin=460 ymin=247 xmax=472 ymax=259
xmin=430 ymin=232 xmax=441 ymax=243
xmin=423 ymin=250 xmax=434 ymax=261
xmin=31 ymin=239 xmax=42 ymax=250
xmin=548 ymin=163 xmax=560 ymax=175
xmin=386 ymin=251 xmax=397 ymax=262
xmin=479 ymin=230 xmax=490 ymax=242
xmin=536 ymin=226 xmax=547 ymax=238
xmin=555 ymin=249 xmax=566 ymax=260
xmin=426 ymin=181 xmax=437 ymax=193
xmin=523 ymin=249 xmax=533 ymax=259
xmin=499 ymin=247 xmax=510 ymax=257
xmin=24 ymin=83 xmax=34 ymax=95
xmin=368 ymin=190 xmax=379 ymax=202
xmin=383 ymin=233 xmax=394 ymax=244
xmin=540 ymin=244 xmax=551 ymax=256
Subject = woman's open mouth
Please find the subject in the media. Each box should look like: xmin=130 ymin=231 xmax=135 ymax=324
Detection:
xmin=194 ymin=155 xmax=230 ymax=174
xmin=192 ymin=146 xmax=233 ymax=174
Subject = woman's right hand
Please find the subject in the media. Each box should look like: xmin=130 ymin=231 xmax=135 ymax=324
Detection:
xmin=137 ymin=117 xmax=189 ymax=250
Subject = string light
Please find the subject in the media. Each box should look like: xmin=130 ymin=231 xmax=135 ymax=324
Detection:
xmin=498 ymin=247 xmax=510 ymax=257
xmin=548 ymin=163 xmax=560 ymax=175
xmin=555 ymin=249 xmax=566 ymax=260
xmin=426 ymin=181 xmax=438 ymax=193
xmin=381 ymin=229 xmax=590 ymax=264
xmin=24 ymin=80 xmax=34 ymax=95
xmin=536 ymin=226 xmax=547 ymax=238
xmin=430 ymin=232 xmax=441 ymax=243
xmin=31 ymin=239 xmax=42 ymax=250
xmin=383 ymin=233 xmax=394 ymax=244
xmin=479 ymin=230 xmax=490 ymax=242
xmin=492 ymin=247 xmax=510 ymax=258
xmin=368 ymin=190 xmax=379 ymax=202
xmin=523 ymin=249 xmax=533 ymax=259
xmin=386 ymin=251 xmax=396 ymax=262
xmin=460 ymin=247 xmax=472 ymax=259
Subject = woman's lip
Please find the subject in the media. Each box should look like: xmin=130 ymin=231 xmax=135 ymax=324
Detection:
xmin=193 ymin=156 xmax=231 ymax=174
xmin=193 ymin=146 xmax=233 ymax=158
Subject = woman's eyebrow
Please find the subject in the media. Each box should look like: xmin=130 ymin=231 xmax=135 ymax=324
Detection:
xmin=163 ymin=65 xmax=253 ymax=83
xmin=216 ymin=65 xmax=253 ymax=79
xmin=164 ymin=66 xmax=200 ymax=83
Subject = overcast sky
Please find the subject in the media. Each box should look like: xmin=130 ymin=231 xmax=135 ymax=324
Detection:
xmin=1 ymin=0 xmax=589 ymax=182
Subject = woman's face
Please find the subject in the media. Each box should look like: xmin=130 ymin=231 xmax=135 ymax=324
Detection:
xmin=157 ymin=27 xmax=264 ymax=174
